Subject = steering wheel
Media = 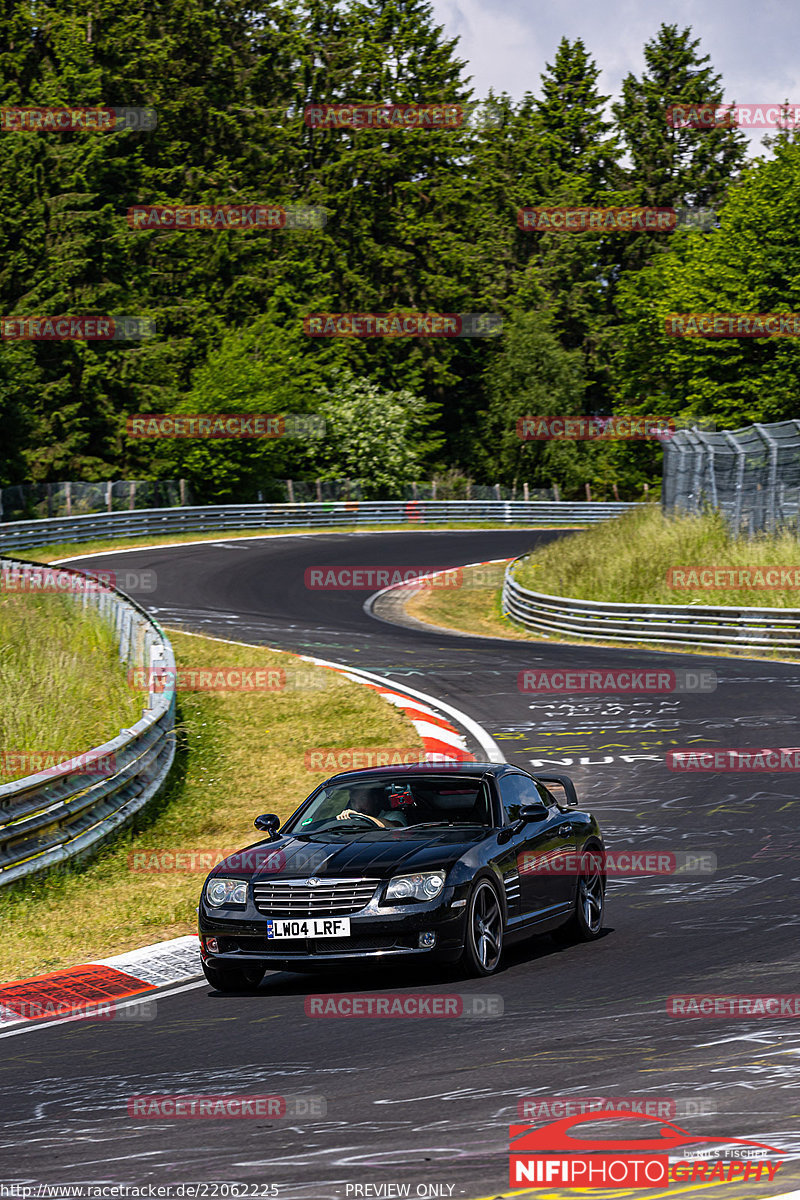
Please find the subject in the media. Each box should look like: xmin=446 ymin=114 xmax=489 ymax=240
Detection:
xmin=336 ymin=809 xmax=386 ymax=827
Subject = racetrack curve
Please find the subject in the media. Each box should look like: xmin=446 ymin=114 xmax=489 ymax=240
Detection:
xmin=2 ymin=529 xmax=799 ymax=1199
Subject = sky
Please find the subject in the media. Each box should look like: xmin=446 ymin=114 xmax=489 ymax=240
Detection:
xmin=431 ymin=0 xmax=796 ymax=157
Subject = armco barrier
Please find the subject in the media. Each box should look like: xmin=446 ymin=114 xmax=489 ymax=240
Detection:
xmin=0 ymin=558 xmax=176 ymax=887
xmin=502 ymin=557 xmax=800 ymax=651
xmin=0 ymin=500 xmax=640 ymax=553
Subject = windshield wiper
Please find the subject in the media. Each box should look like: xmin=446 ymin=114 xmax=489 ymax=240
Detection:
xmin=403 ymin=821 xmax=485 ymax=830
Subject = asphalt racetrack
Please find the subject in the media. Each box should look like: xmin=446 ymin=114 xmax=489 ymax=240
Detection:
xmin=2 ymin=529 xmax=799 ymax=1198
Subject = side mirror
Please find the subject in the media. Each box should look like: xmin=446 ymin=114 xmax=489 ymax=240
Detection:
xmin=520 ymin=801 xmax=549 ymax=822
xmin=254 ymin=813 xmax=281 ymax=839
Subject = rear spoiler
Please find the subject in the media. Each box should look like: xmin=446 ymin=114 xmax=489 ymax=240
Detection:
xmin=531 ymin=771 xmax=579 ymax=808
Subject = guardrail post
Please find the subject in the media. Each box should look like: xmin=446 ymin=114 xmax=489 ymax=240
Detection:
xmin=148 ymin=642 xmax=168 ymax=711
xmin=119 ymin=608 xmax=132 ymax=662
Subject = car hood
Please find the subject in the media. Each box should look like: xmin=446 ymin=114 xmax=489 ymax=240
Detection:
xmin=216 ymin=828 xmax=488 ymax=880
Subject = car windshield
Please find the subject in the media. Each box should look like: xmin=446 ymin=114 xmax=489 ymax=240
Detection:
xmin=284 ymin=775 xmax=493 ymax=834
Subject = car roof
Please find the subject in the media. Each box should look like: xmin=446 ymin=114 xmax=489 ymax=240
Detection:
xmin=321 ymin=761 xmax=527 ymax=786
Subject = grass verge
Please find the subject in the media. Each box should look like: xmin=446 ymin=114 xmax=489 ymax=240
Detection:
xmin=0 ymin=630 xmax=423 ymax=983
xmin=404 ymin=562 xmax=538 ymax=641
xmin=0 ymin=592 xmax=143 ymax=785
xmin=516 ymin=507 xmax=800 ymax=607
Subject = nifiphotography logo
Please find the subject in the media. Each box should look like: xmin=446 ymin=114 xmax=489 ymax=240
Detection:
xmin=508 ymin=1111 xmax=785 ymax=1189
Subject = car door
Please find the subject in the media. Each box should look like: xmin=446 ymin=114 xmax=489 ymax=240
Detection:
xmin=497 ymin=774 xmax=576 ymax=917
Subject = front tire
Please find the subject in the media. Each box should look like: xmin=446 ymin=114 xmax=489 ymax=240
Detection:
xmin=202 ymin=959 xmax=265 ymax=992
xmin=460 ymin=879 xmax=504 ymax=976
xmin=554 ymin=848 xmax=605 ymax=943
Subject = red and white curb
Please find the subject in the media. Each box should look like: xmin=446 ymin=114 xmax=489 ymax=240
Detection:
xmin=0 ymin=637 xmax=501 ymax=1029
xmin=364 ymin=557 xmax=516 ymax=642
xmin=0 ymin=935 xmax=202 ymax=1032
xmin=297 ymin=653 xmax=502 ymax=764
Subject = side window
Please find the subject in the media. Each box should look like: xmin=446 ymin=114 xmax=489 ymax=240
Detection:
xmin=498 ymin=774 xmax=549 ymax=823
xmin=539 ymin=785 xmax=559 ymax=809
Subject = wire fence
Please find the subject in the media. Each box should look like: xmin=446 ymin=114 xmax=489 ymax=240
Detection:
xmin=280 ymin=480 xmax=557 ymax=503
xmin=662 ymin=420 xmax=800 ymax=536
xmin=0 ymin=478 xmax=557 ymax=520
xmin=0 ymin=480 xmax=191 ymax=522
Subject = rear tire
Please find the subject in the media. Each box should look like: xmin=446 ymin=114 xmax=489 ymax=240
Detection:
xmin=460 ymin=879 xmax=504 ymax=976
xmin=202 ymin=959 xmax=265 ymax=992
xmin=553 ymin=847 xmax=605 ymax=944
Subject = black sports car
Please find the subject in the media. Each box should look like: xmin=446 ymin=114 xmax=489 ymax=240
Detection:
xmin=198 ymin=761 xmax=605 ymax=989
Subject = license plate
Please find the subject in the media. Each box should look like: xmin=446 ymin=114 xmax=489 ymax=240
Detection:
xmin=266 ymin=917 xmax=350 ymax=939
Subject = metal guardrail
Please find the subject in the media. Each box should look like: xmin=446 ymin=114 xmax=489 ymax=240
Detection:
xmin=0 ymin=558 xmax=176 ymax=887
xmin=0 ymin=500 xmax=641 ymax=553
xmin=502 ymin=557 xmax=800 ymax=651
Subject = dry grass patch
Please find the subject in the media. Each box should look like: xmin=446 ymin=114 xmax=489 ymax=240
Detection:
xmin=405 ymin=562 xmax=540 ymax=641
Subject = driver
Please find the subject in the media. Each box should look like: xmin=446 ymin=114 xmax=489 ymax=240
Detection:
xmin=336 ymin=784 xmax=410 ymax=828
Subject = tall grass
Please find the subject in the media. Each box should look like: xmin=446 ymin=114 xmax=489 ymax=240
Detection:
xmin=0 ymin=593 xmax=143 ymax=784
xmin=517 ymin=507 xmax=800 ymax=607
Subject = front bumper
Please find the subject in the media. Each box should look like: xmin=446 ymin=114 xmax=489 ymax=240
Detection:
xmin=198 ymin=888 xmax=468 ymax=969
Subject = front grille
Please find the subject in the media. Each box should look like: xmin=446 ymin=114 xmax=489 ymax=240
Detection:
xmin=253 ymin=876 xmax=380 ymax=916
xmin=315 ymin=934 xmax=417 ymax=953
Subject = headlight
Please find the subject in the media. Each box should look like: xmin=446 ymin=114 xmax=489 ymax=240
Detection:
xmin=206 ymin=877 xmax=248 ymax=907
xmin=385 ymin=871 xmax=446 ymax=903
